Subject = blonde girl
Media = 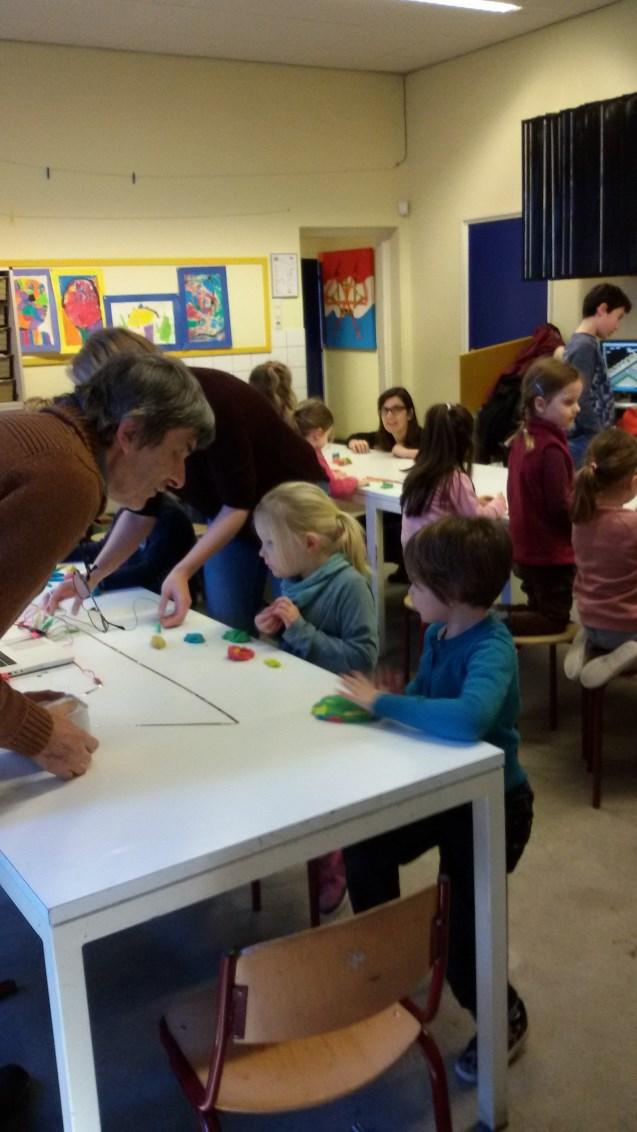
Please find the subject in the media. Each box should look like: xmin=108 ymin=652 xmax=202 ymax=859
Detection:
xmin=254 ymin=482 xmax=378 ymax=914
xmin=254 ymin=482 xmax=376 ymax=674
xmin=294 ymin=399 xmax=369 ymax=499
xmin=506 ymin=357 xmax=582 ymax=634
xmin=249 ymin=361 xmax=297 ymax=426
xmin=565 ymin=429 xmax=637 ymax=686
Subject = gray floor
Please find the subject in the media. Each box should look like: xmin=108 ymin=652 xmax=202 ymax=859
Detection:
xmin=2 ymin=586 xmax=637 ymax=1131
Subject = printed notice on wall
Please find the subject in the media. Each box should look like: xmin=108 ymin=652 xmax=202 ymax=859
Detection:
xmin=270 ymin=253 xmax=298 ymax=298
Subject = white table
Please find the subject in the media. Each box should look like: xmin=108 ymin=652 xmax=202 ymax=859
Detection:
xmin=327 ymin=446 xmax=508 ymax=650
xmin=0 ymin=591 xmax=508 ymax=1131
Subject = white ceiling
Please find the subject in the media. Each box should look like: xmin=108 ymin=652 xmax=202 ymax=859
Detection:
xmin=0 ymin=0 xmax=618 ymax=75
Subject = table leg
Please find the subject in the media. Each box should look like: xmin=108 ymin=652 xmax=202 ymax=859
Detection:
xmin=365 ymin=498 xmax=386 ymax=653
xmin=42 ymin=921 xmax=101 ymax=1132
xmin=473 ymin=778 xmax=508 ymax=1130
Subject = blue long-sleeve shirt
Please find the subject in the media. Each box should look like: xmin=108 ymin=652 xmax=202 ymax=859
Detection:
xmin=279 ymin=553 xmax=378 ymax=675
xmin=374 ymin=615 xmax=527 ymax=792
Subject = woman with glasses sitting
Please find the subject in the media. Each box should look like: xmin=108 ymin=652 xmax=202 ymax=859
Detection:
xmin=347 ymin=387 xmax=422 ymax=581
xmin=347 ymin=386 xmax=422 ymax=459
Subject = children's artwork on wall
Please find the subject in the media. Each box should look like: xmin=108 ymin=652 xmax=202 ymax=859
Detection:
xmin=52 ymin=270 xmax=106 ymax=352
xmin=178 ymin=266 xmax=232 ymax=350
xmin=12 ymin=270 xmax=60 ymax=353
xmin=320 ymin=248 xmax=377 ymax=351
xmin=104 ymin=294 xmax=182 ymax=350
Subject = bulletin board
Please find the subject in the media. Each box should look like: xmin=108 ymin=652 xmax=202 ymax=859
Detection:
xmin=10 ymin=257 xmax=270 ymax=367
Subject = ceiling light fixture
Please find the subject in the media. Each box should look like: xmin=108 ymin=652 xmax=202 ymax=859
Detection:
xmin=402 ymin=0 xmax=521 ymax=13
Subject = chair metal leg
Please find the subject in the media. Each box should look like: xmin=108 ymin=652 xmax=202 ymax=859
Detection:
xmin=549 ymin=643 xmax=558 ymax=730
xmin=417 ymin=1030 xmax=452 ymax=1132
xmin=250 ymin=880 xmax=261 ymax=912
xmin=590 ymin=687 xmax=604 ymax=809
xmin=581 ymin=686 xmax=591 ymax=769
xmin=306 ymin=858 xmax=321 ymax=927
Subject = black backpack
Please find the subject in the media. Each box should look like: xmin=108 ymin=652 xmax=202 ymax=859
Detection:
xmin=475 ymin=372 xmax=522 ymax=464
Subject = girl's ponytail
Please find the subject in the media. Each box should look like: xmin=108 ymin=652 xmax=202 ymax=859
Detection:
xmin=572 ymin=429 xmax=637 ymax=523
xmin=334 ymin=509 xmax=370 ymax=577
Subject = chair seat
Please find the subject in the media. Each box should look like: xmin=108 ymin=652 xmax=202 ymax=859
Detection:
xmin=164 ymin=987 xmax=421 ymax=1114
xmin=512 ymin=623 xmax=577 ymax=647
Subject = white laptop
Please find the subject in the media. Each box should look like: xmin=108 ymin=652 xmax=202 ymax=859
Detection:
xmin=0 ymin=626 xmax=73 ymax=678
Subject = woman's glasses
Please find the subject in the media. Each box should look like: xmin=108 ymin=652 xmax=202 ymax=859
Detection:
xmin=72 ymin=566 xmax=125 ymax=633
xmin=380 ymin=404 xmax=408 ymax=417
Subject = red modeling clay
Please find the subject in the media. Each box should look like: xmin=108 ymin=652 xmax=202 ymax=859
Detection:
xmin=227 ymin=645 xmax=255 ymax=662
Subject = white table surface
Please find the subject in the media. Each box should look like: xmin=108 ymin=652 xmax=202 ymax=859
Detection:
xmin=326 ymin=446 xmax=508 ymax=650
xmin=0 ymin=590 xmax=508 ymax=1131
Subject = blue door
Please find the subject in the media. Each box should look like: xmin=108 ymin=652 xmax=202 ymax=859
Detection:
xmin=469 ymin=217 xmax=548 ymax=350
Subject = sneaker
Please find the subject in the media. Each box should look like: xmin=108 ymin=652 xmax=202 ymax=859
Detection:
xmin=580 ymin=640 xmax=637 ymax=689
xmin=564 ymin=627 xmax=588 ymax=680
xmin=0 ymin=1064 xmax=30 ymax=1120
xmin=316 ymin=850 xmax=348 ymax=915
xmin=454 ymin=997 xmax=528 ymax=1085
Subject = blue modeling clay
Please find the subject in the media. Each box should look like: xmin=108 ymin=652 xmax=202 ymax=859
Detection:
xmin=184 ymin=632 xmax=205 ymax=644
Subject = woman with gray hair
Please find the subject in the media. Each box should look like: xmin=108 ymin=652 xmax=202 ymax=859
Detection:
xmin=49 ymin=328 xmax=324 ymax=632
xmin=1 ymin=352 xmax=214 ymax=779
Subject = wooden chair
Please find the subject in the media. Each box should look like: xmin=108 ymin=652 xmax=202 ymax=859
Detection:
xmin=160 ymin=882 xmax=452 ymax=1132
xmin=512 ymin=623 xmax=577 ymax=730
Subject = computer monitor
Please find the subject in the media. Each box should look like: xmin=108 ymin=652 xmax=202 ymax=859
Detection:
xmin=601 ymin=340 xmax=637 ymax=394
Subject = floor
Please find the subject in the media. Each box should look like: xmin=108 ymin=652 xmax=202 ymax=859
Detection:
xmin=1 ymin=584 xmax=636 ymax=1131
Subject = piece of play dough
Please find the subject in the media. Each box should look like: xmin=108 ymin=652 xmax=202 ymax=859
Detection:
xmin=311 ymin=695 xmax=376 ymax=723
xmin=227 ymin=645 xmax=255 ymax=662
xmin=150 ymin=634 xmax=166 ymax=650
xmin=222 ymin=628 xmax=251 ymax=643
xmin=264 ymin=657 xmax=282 ymax=668
xmin=184 ymin=632 xmax=205 ymax=644
xmin=380 ymin=481 xmax=394 ymax=490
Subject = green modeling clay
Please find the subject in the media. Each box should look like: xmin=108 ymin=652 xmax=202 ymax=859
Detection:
xmin=222 ymin=628 xmax=251 ymax=643
xmin=311 ymin=695 xmax=376 ymax=724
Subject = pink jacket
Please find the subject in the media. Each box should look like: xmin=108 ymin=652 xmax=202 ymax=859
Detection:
xmin=317 ymin=450 xmax=359 ymax=500
xmin=401 ymin=469 xmax=506 ymax=547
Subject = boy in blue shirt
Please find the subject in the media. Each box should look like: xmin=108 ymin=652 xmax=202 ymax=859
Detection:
xmin=340 ymin=515 xmax=533 ymax=1084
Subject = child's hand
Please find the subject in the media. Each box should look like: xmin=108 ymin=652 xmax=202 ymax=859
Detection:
xmin=392 ymin=444 xmax=418 ymax=460
xmin=339 ymin=672 xmax=382 ymax=711
xmin=374 ymin=665 xmax=405 ymax=693
xmin=357 ymin=476 xmax=371 ymax=487
xmin=271 ymin=597 xmax=301 ymax=628
xmin=348 ymin=438 xmax=369 ymax=454
xmin=255 ymin=606 xmax=283 ymax=634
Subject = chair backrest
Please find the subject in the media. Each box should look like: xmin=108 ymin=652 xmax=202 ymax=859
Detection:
xmin=231 ymin=884 xmax=444 ymax=1044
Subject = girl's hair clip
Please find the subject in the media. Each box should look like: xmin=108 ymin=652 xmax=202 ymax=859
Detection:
xmin=588 ymin=460 xmax=598 ymax=472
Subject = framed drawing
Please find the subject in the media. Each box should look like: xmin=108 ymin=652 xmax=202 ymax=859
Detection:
xmin=104 ymin=293 xmax=182 ymax=350
xmin=12 ymin=269 xmax=60 ymax=353
xmin=178 ymin=266 xmax=232 ymax=350
xmin=320 ymin=247 xmax=377 ymax=350
xmin=52 ymin=269 xmax=106 ymax=352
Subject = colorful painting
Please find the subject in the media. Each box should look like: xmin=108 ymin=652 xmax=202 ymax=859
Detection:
xmin=320 ymin=248 xmax=377 ymax=350
xmin=13 ymin=269 xmax=60 ymax=353
xmin=104 ymin=294 xmax=182 ymax=350
xmin=52 ymin=269 xmax=105 ymax=352
xmin=177 ymin=266 xmax=232 ymax=350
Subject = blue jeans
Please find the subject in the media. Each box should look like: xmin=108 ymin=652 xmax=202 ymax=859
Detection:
xmin=203 ymin=536 xmax=278 ymax=633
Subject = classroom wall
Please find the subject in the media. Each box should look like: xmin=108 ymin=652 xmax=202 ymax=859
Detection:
xmin=403 ymin=0 xmax=637 ymax=408
xmin=0 ymin=40 xmax=407 ymax=422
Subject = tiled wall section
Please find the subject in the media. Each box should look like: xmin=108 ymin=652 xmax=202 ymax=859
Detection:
xmin=193 ymin=328 xmax=307 ymax=401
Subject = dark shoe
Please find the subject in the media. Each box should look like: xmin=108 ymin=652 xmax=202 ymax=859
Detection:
xmin=0 ymin=1065 xmax=30 ymax=1120
xmin=454 ymin=997 xmax=528 ymax=1085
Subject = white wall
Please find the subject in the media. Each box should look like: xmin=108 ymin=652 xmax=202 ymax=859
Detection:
xmin=403 ymin=0 xmax=637 ymax=408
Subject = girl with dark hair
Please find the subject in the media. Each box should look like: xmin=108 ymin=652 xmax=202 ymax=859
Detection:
xmin=347 ymin=387 xmax=421 ymax=458
xmin=401 ymin=403 xmax=506 ymax=547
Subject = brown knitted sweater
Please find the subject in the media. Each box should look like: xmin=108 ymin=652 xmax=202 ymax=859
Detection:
xmin=0 ymin=403 xmax=105 ymax=756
